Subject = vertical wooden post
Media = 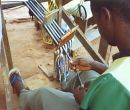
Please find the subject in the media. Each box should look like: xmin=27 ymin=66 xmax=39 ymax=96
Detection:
xmin=1 ymin=41 xmax=13 ymax=110
xmin=2 ymin=12 xmax=13 ymax=70
xmin=75 ymin=17 xmax=87 ymax=33
xmin=56 ymin=0 xmax=62 ymax=26
xmin=0 ymin=8 xmax=13 ymax=110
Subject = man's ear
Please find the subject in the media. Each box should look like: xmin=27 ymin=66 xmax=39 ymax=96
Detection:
xmin=100 ymin=7 xmax=112 ymax=23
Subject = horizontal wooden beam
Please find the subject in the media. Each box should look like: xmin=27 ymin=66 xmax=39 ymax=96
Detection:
xmin=58 ymin=25 xmax=78 ymax=47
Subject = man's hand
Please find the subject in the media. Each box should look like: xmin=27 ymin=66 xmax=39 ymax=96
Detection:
xmin=70 ymin=57 xmax=93 ymax=71
xmin=70 ymin=57 xmax=108 ymax=74
xmin=72 ymin=86 xmax=86 ymax=104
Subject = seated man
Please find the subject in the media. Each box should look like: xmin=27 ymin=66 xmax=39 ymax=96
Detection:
xmin=9 ymin=68 xmax=79 ymax=110
xmin=9 ymin=59 xmax=106 ymax=110
xmin=9 ymin=0 xmax=130 ymax=109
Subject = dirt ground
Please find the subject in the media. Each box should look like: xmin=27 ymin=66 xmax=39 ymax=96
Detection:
xmin=4 ymin=6 xmax=59 ymax=90
xmin=2 ymin=6 xmax=59 ymax=110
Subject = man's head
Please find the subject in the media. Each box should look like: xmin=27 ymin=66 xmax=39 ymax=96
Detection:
xmin=90 ymin=0 xmax=130 ymax=46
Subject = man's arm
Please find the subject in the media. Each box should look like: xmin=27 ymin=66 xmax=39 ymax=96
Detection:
xmin=90 ymin=60 xmax=108 ymax=74
xmin=71 ymin=57 xmax=108 ymax=74
xmin=72 ymin=86 xmax=86 ymax=104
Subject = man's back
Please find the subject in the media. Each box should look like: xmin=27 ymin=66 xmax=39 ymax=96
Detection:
xmin=81 ymin=57 xmax=130 ymax=110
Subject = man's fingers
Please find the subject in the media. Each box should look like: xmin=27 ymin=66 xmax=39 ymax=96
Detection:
xmin=70 ymin=57 xmax=94 ymax=71
xmin=72 ymin=65 xmax=92 ymax=71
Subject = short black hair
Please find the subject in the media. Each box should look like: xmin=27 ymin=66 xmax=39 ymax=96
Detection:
xmin=90 ymin=0 xmax=130 ymax=23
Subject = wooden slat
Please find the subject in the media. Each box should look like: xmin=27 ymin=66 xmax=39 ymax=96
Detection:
xmin=62 ymin=8 xmax=75 ymax=29
xmin=75 ymin=17 xmax=87 ymax=33
xmin=38 ymin=64 xmax=54 ymax=81
xmin=58 ymin=25 xmax=78 ymax=47
xmin=56 ymin=0 xmax=62 ymax=25
xmin=1 ymin=9 xmax=13 ymax=110
xmin=2 ymin=12 xmax=13 ymax=70
xmin=3 ymin=70 xmax=13 ymax=110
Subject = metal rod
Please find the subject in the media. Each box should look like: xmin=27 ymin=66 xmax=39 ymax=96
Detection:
xmin=51 ymin=21 xmax=63 ymax=37
xmin=50 ymin=23 xmax=61 ymax=39
xmin=34 ymin=0 xmax=47 ymax=12
xmin=49 ymin=23 xmax=71 ymax=60
xmin=48 ymin=23 xmax=60 ymax=42
xmin=53 ymin=20 xmax=65 ymax=35
xmin=29 ymin=0 xmax=45 ymax=17
xmin=47 ymin=23 xmax=71 ymax=60
xmin=27 ymin=1 xmax=43 ymax=21
xmin=44 ymin=24 xmax=59 ymax=44
xmin=24 ymin=2 xmax=43 ymax=23
xmin=26 ymin=0 xmax=65 ymax=37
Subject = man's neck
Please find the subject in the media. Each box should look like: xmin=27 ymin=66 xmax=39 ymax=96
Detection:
xmin=114 ymin=22 xmax=130 ymax=60
xmin=114 ymin=19 xmax=130 ymax=52
xmin=113 ymin=49 xmax=130 ymax=60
